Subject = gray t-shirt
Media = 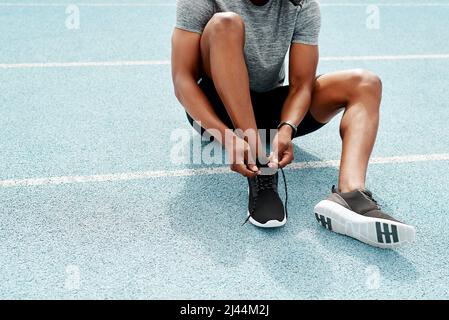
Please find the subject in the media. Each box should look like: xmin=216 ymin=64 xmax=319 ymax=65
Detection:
xmin=176 ymin=0 xmax=321 ymax=92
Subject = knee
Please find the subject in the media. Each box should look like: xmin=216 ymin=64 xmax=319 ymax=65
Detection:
xmin=349 ymin=69 xmax=383 ymax=99
xmin=207 ymin=12 xmax=245 ymax=38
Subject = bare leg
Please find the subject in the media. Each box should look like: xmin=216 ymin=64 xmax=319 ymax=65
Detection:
xmin=308 ymin=69 xmax=383 ymax=193
xmin=200 ymin=13 xmax=265 ymax=161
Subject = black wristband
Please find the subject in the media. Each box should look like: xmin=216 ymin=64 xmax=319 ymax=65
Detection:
xmin=277 ymin=121 xmax=298 ymax=139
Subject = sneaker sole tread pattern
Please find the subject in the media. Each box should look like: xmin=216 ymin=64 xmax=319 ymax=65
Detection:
xmin=314 ymin=200 xmax=416 ymax=249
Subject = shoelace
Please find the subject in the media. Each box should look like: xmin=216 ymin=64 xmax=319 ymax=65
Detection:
xmin=258 ymin=174 xmax=277 ymax=191
xmin=243 ymin=166 xmax=288 ymax=226
xmin=333 ymin=185 xmax=381 ymax=210
xmin=362 ymin=190 xmax=382 ymax=209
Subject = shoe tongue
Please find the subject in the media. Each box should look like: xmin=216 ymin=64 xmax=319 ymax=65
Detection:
xmin=360 ymin=190 xmax=380 ymax=208
xmin=361 ymin=189 xmax=373 ymax=198
xmin=257 ymin=172 xmax=276 ymax=191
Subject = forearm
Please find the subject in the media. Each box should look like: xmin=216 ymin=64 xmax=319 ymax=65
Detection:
xmin=279 ymin=85 xmax=313 ymax=136
xmin=174 ymin=77 xmax=233 ymax=144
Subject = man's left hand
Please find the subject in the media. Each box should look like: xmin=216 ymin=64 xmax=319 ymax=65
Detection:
xmin=269 ymin=127 xmax=295 ymax=169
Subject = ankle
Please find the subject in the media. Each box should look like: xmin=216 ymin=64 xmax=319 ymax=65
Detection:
xmin=338 ymin=182 xmax=365 ymax=193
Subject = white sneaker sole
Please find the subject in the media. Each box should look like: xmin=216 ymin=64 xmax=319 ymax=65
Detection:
xmin=247 ymin=211 xmax=287 ymax=228
xmin=314 ymin=200 xmax=416 ymax=249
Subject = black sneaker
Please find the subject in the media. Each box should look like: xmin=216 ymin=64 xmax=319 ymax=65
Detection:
xmin=314 ymin=186 xmax=416 ymax=248
xmin=245 ymin=168 xmax=288 ymax=228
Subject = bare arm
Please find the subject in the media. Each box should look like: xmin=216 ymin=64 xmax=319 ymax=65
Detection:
xmin=271 ymin=43 xmax=319 ymax=167
xmin=280 ymin=43 xmax=319 ymax=136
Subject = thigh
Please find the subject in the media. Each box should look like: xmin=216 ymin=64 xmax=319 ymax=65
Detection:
xmin=309 ymin=70 xmax=361 ymax=124
xmin=199 ymin=13 xmax=245 ymax=79
xmin=199 ymin=21 xmax=213 ymax=78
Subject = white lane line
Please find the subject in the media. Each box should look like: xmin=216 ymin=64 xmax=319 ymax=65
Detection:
xmin=1 ymin=2 xmax=449 ymax=7
xmin=1 ymin=153 xmax=448 ymax=188
xmin=2 ymin=54 xmax=449 ymax=69
xmin=0 ymin=3 xmax=175 ymax=7
xmin=320 ymin=54 xmax=449 ymax=61
xmin=0 ymin=60 xmax=171 ymax=69
xmin=320 ymin=2 xmax=449 ymax=7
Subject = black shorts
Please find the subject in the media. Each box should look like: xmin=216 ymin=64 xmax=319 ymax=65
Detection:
xmin=186 ymin=76 xmax=326 ymax=139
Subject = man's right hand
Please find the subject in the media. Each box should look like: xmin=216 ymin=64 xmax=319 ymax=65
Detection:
xmin=226 ymin=136 xmax=261 ymax=178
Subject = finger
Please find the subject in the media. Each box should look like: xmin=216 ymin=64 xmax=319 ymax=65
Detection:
xmin=245 ymin=147 xmax=259 ymax=172
xmin=244 ymin=154 xmax=260 ymax=174
xmin=278 ymin=150 xmax=294 ymax=168
xmin=247 ymin=163 xmax=260 ymax=174
xmin=268 ymin=151 xmax=279 ymax=169
xmin=235 ymin=164 xmax=258 ymax=178
xmin=268 ymin=162 xmax=278 ymax=170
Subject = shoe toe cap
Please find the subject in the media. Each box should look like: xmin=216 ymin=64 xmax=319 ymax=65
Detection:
xmin=253 ymin=191 xmax=285 ymax=223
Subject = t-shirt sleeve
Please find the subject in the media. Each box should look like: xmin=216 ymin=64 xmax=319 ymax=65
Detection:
xmin=176 ymin=0 xmax=215 ymax=34
xmin=292 ymin=0 xmax=321 ymax=45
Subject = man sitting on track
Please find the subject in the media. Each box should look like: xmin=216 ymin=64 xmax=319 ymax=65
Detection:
xmin=171 ymin=0 xmax=415 ymax=248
